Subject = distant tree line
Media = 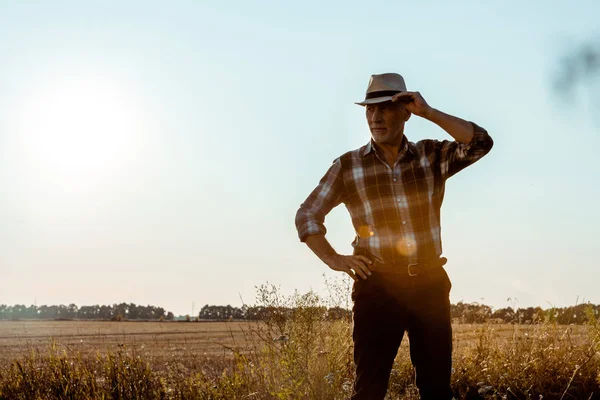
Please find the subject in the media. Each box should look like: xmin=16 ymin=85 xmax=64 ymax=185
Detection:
xmin=0 ymin=303 xmax=174 ymax=321
xmin=451 ymin=302 xmax=600 ymax=324
xmin=197 ymin=302 xmax=600 ymax=325
xmin=197 ymin=304 xmax=351 ymax=321
xmin=2 ymin=302 xmax=599 ymax=324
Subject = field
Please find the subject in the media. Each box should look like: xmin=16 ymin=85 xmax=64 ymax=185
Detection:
xmin=0 ymin=320 xmax=587 ymax=364
xmin=1 ymin=318 xmax=599 ymax=399
xmin=0 ymin=320 xmax=255 ymax=369
xmin=0 ymin=320 xmax=591 ymax=363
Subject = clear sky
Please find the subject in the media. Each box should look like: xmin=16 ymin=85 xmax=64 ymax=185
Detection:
xmin=1 ymin=1 xmax=599 ymax=316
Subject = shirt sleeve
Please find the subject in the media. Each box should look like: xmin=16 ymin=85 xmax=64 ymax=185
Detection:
xmin=438 ymin=122 xmax=494 ymax=180
xmin=295 ymin=158 xmax=347 ymax=242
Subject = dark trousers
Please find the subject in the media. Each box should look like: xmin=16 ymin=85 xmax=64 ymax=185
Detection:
xmin=350 ymin=266 xmax=454 ymax=400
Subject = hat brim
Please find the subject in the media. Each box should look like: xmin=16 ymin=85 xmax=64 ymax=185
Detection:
xmin=354 ymin=96 xmax=394 ymax=106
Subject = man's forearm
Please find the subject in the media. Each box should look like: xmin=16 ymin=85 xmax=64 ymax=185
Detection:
xmin=424 ymin=108 xmax=474 ymax=144
xmin=304 ymin=234 xmax=338 ymax=265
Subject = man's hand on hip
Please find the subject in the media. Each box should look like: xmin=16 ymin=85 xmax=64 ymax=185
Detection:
xmin=304 ymin=234 xmax=372 ymax=282
xmin=324 ymin=254 xmax=373 ymax=282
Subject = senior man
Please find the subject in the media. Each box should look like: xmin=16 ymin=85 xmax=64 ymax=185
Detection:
xmin=295 ymin=73 xmax=493 ymax=399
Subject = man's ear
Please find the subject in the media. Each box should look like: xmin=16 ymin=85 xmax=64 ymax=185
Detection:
xmin=404 ymin=110 xmax=411 ymax=122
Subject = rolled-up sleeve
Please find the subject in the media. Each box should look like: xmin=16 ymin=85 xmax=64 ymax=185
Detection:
xmin=438 ymin=122 xmax=494 ymax=180
xmin=295 ymin=158 xmax=347 ymax=242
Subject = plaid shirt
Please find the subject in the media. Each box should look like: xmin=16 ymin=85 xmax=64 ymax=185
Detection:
xmin=295 ymin=122 xmax=493 ymax=264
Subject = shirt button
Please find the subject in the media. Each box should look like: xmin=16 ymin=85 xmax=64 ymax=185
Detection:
xmin=393 ymin=178 xmax=397 ymax=182
xmin=402 ymin=220 xmax=406 ymax=225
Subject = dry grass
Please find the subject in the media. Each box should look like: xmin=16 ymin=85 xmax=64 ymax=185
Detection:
xmin=1 ymin=285 xmax=599 ymax=399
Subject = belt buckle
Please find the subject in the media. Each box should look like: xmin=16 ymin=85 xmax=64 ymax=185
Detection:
xmin=407 ymin=263 xmax=418 ymax=277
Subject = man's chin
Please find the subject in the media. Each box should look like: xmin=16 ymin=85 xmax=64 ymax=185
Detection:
xmin=371 ymin=131 xmax=388 ymax=142
xmin=371 ymin=129 xmax=387 ymax=136
xmin=372 ymin=131 xmax=392 ymax=139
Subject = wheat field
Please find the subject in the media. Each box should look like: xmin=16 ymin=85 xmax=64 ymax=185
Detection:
xmin=1 ymin=318 xmax=599 ymax=399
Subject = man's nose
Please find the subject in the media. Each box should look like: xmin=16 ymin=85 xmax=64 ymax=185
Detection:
xmin=371 ymin=108 xmax=383 ymax=122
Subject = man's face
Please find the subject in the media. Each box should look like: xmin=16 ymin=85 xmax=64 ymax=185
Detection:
xmin=366 ymin=101 xmax=410 ymax=145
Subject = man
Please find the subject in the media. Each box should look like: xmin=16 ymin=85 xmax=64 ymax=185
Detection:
xmin=295 ymin=73 xmax=493 ymax=399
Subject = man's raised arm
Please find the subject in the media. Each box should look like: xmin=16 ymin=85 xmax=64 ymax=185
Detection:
xmin=392 ymin=91 xmax=494 ymax=178
xmin=424 ymin=108 xmax=475 ymax=144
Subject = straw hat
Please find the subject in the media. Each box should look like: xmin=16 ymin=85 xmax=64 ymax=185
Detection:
xmin=355 ymin=73 xmax=407 ymax=106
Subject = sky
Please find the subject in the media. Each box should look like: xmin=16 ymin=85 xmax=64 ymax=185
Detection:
xmin=1 ymin=1 xmax=599 ymax=316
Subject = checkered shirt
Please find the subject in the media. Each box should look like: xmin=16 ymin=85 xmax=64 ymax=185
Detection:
xmin=295 ymin=122 xmax=494 ymax=264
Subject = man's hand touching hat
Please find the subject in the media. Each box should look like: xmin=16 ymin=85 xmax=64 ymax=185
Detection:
xmin=392 ymin=91 xmax=434 ymax=119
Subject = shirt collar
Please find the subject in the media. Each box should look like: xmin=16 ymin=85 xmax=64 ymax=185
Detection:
xmin=362 ymin=136 xmax=414 ymax=160
xmin=362 ymin=141 xmax=374 ymax=157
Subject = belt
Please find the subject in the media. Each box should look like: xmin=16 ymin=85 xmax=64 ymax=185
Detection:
xmin=368 ymin=257 xmax=447 ymax=276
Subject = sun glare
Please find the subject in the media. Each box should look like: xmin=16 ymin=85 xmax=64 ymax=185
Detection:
xmin=16 ymin=76 xmax=148 ymax=191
